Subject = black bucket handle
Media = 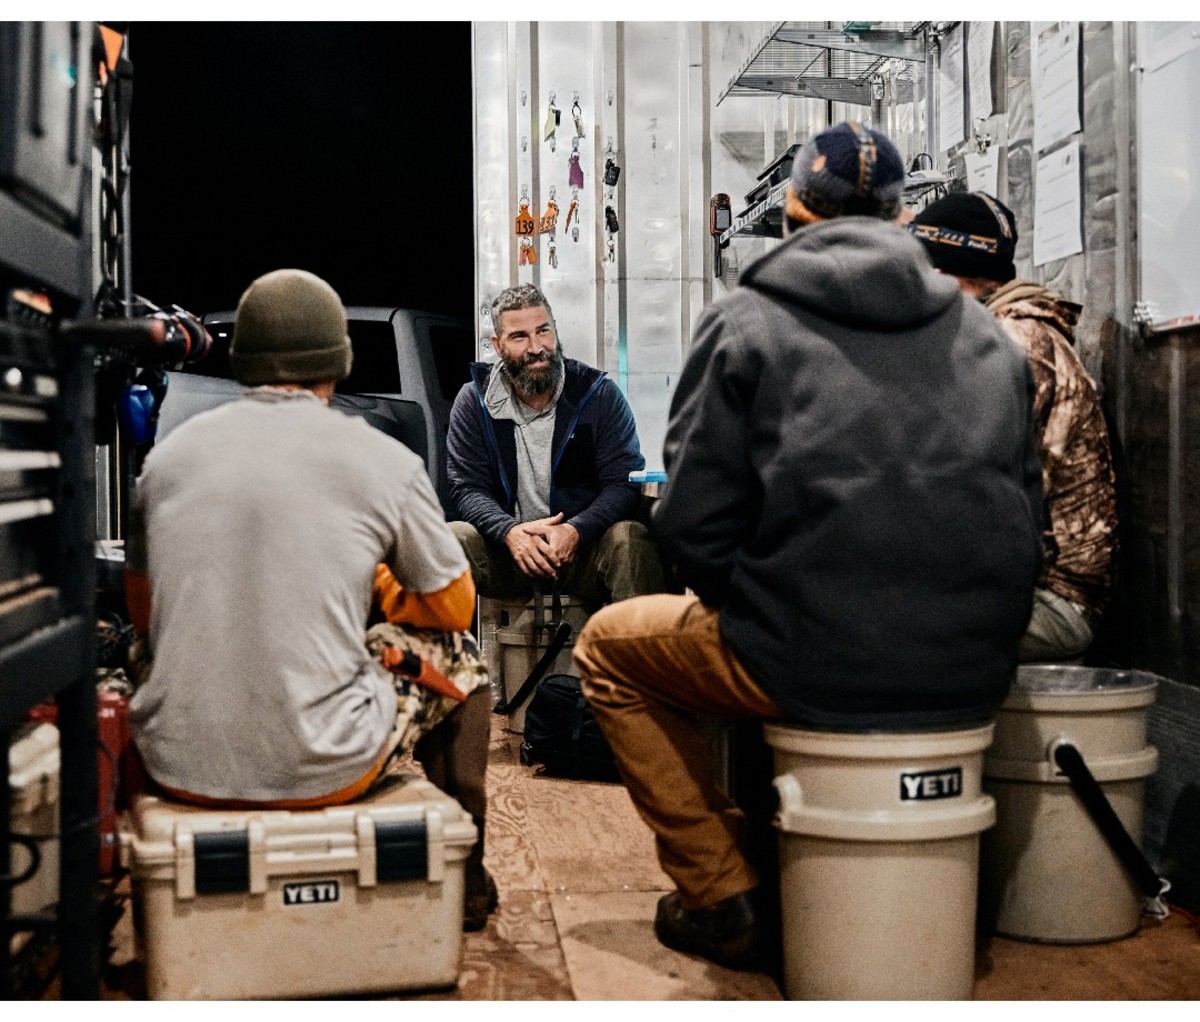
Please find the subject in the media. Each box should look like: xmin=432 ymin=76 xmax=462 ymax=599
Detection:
xmin=1052 ymin=741 xmax=1171 ymax=919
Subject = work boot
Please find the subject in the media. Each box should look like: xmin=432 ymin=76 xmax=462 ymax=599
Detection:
xmin=653 ymin=887 xmax=773 ymax=972
xmin=463 ymin=859 xmax=499 ymax=932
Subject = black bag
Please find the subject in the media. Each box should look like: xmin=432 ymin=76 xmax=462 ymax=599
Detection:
xmin=519 ymin=674 xmax=622 ymax=783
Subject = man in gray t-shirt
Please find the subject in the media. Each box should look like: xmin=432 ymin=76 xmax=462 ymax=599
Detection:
xmin=125 ymin=269 xmax=498 ymax=930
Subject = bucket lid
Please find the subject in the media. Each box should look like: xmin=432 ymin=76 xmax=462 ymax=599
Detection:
xmin=764 ymin=721 xmax=994 ymax=759
xmin=1004 ymin=665 xmax=1158 ymax=711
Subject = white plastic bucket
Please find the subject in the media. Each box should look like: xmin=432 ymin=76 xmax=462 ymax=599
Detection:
xmin=765 ymin=722 xmax=995 ymax=1000
xmin=980 ymin=665 xmax=1159 ymax=943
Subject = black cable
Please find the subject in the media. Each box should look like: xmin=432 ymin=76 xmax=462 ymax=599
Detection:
xmin=1 ymin=834 xmax=42 ymax=888
xmin=2 ymin=733 xmax=123 ymax=888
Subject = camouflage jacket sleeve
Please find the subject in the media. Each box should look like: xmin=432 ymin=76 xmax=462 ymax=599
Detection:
xmin=995 ymin=308 xmax=1118 ymax=615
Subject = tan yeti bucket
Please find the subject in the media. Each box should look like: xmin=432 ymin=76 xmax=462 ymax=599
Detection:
xmin=980 ymin=665 xmax=1160 ymax=943
xmin=765 ymin=721 xmax=996 ymax=1000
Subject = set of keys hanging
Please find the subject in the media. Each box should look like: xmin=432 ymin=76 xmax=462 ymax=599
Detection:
xmin=515 ymin=96 xmax=625 ymax=268
xmin=602 ymin=141 xmax=621 ymax=263
xmin=544 ymin=92 xmax=586 ymax=154
xmin=515 ymin=185 xmax=585 ymax=268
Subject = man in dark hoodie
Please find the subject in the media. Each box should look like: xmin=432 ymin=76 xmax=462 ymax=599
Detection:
xmin=573 ymin=123 xmax=1044 ymax=971
xmin=447 ymin=283 xmax=669 ymax=605
xmin=910 ymin=191 xmax=1117 ymax=662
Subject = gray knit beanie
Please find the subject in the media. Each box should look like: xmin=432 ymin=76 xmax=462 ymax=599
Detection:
xmin=230 ymin=269 xmax=352 ymax=386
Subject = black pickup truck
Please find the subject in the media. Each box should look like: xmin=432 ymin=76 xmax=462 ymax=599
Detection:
xmin=157 ymin=307 xmax=477 ymax=514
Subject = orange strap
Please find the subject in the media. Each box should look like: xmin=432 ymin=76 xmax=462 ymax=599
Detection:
xmin=379 ymin=646 xmax=467 ymax=702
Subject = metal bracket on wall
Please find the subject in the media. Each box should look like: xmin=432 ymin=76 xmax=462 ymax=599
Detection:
xmin=1132 ymin=302 xmax=1155 ymax=329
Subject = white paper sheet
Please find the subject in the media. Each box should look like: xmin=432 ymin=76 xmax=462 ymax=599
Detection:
xmin=1033 ymin=22 xmax=1081 ymax=152
xmin=1034 ymin=139 xmax=1083 ymax=266
xmin=968 ymin=22 xmax=995 ymax=120
xmin=938 ymin=24 xmax=965 ymax=152
xmin=1142 ymin=21 xmax=1200 ymax=73
xmin=964 ymin=148 xmax=1000 ymax=196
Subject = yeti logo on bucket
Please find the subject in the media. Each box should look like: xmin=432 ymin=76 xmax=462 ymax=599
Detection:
xmin=899 ymin=767 xmax=963 ymax=801
xmin=282 ymin=880 xmax=341 ymax=906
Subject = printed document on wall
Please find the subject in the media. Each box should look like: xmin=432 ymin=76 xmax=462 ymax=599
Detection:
xmin=967 ymin=22 xmax=995 ymax=120
xmin=1033 ymin=22 xmax=1081 ymax=152
xmin=938 ymin=24 xmax=965 ymax=152
xmin=1034 ymin=140 xmax=1083 ymax=266
xmin=964 ymin=148 xmax=1000 ymax=196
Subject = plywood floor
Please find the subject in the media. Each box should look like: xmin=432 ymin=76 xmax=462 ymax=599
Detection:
xmin=86 ymin=715 xmax=1200 ymax=1002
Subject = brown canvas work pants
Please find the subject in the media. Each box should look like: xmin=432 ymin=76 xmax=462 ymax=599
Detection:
xmin=574 ymin=593 xmax=782 ymax=911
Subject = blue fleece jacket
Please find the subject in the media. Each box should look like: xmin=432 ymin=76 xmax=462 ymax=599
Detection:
xmin=447 ymin=358 xmax=644 ymax=546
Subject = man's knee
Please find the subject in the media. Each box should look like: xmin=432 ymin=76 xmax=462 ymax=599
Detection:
xmin=597 ymin=519 xmax=650 ymax=554
xmin=594 ymin=519 xmax=674 ymax=600
xmin=575 ymin=600 xmax=634 ymax=691
xmin=449 ymin=519 xmax=485 ymax=557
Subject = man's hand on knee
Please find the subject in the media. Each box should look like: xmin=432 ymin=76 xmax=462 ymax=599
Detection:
xmin=505 ymin=514 xmax=565 ymax=579
xmin=540 ymin=521 xmax=580 ymax=569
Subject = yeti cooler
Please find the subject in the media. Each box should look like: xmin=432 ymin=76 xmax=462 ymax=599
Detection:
xmin=123 ymin=774 xmax=478 ymax=999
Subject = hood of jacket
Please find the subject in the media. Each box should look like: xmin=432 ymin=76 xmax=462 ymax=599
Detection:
xmin=985 ymin=279 xmax=1081 ymax=336
xmin=739 ymin=215 xmax=961 ymax=331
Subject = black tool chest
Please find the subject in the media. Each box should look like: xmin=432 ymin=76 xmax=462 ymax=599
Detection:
xmin=1 ymin=20 xmax=100 ymax=999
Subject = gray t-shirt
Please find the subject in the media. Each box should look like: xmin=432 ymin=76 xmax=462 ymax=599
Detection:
xmin=484 ymin=368 xmax=562 ymax=521
xmin=126 ymin=388 xmax=467 ymax=802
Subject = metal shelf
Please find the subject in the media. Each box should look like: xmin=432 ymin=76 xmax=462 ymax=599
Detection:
xmin=718 ymin=170 xmax=952 ymax=248
xmin=718 ymin=21 xmax=929 ymax=107
xmin=719 ymin=179 xmax=790 ymax=245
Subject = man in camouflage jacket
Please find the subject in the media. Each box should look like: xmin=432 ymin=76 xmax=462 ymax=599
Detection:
xmin=912 ymin=192 xmax=1118 ymax=660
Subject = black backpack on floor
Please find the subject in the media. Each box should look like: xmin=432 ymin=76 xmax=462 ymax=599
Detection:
xmin=519 ymin=673 xmax=622 ymax=783
xmin=492 ymin=591 xmax=621 ymax=784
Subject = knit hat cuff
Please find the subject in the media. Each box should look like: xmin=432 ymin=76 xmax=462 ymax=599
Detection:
xmin=230 ymin=342 xmax=352 ymax=386
xmin=910 ymin=221 xmax=1017 ymax=282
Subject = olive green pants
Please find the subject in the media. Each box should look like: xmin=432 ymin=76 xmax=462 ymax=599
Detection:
xmin=1018 ymin=587 xmax=1095 ymax=662
xmin=451 ymin=519 xmax=674 ymax=605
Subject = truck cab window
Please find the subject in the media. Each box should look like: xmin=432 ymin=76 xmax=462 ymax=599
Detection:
xmin=339 ymin=321 xmax=401 ymax=395
xmin=427 ymin=323 xmax=475 ymax=400
xmin=179 ymin=321 xmax=402 ymax=395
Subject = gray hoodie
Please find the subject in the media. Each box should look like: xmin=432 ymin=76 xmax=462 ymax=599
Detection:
xmin=654 ymin=216 xmax=1044 ymax=729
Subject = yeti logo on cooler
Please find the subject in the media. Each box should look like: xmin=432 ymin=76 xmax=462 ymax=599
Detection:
xmin=899 ymin=767 xmax=963 ymax=801
xmin=282 ymin=880 xmax=341 ymax=906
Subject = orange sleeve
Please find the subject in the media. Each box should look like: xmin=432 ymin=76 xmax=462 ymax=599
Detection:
xmin=125 ymin=569 xmax=152 ymax=637
xmin=373 ymin=564 xmax=476 ymax=633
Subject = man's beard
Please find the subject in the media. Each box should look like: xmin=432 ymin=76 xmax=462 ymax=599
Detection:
xmin=501 ymin=342 xmax=565 ymax=397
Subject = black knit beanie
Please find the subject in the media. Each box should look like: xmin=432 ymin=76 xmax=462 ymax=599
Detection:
xmin=230 ymin=269 xmax=352 ymax=386
xmin=909 ymin=191 xmax=1018 ymax=283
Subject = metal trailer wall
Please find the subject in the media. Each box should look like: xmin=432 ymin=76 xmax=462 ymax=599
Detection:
xmin=938 ymin=21 xmax=1199 ymax=908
